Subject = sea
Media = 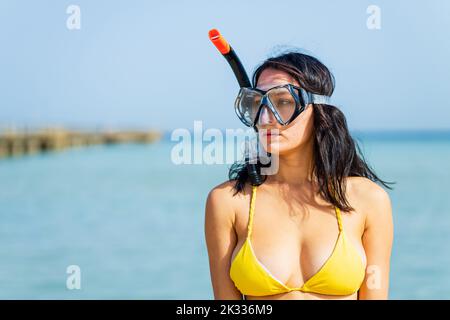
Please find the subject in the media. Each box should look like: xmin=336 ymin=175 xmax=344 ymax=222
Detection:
xmin=0 ymin=131 xmax=449 ymax=299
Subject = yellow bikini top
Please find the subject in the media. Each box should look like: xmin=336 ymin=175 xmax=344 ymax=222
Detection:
xmin=230 ymin=185 xmax=365 ymax=297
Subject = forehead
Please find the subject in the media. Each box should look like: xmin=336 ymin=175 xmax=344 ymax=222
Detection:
xmin=256 ymin=68 xmax=299 ymax=91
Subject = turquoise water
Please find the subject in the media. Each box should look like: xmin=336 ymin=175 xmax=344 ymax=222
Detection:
xmin=0 ymin=134 xmax=449 ymax=299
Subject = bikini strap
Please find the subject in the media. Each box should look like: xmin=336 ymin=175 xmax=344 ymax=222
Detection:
xmin=335 ymin=206 xmax=343 ymax=232
xmin=247 ymin=185 xmax=257 ymax=239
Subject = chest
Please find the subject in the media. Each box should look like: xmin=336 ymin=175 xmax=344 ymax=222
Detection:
xmin=233 ymin=193 xmax=366 ymax=284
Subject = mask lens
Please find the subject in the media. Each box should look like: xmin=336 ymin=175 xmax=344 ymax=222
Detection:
xmin=267 ymin=87 xmax=297 ymax=123
xmin=236 ymin=88 xmax=262 ymax=126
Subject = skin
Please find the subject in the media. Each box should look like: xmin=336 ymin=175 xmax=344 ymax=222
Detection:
xmin=204 ymin=68 xmax=394 ymax=300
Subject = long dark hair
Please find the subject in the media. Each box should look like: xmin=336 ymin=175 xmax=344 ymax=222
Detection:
xmin=228 ymin=51 xmax=394 ymax=212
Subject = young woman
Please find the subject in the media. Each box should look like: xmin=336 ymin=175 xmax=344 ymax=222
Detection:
xmin=205 ymin=52 xmax=394 ymax=300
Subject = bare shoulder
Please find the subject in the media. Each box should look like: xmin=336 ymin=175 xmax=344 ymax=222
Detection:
xmin=205 ymin=180 xmax=241 ymax=226
xmin=206 ymin=180 xmax=241 ymax=210
xmin=207 ymin=180 xmax=239 ymax=199
xmin=346 ymin=176 xmax=393 ymax=228
xmin=346 ymin=176 xmax=391 ymax=203
xmin=204 ymin=180 xmax=246 ymax=299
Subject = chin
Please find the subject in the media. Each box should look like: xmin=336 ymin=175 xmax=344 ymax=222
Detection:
xmin=262 ymin=142 xmax=284 ymax=155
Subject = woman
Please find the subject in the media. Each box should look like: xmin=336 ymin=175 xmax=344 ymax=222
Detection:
xmin=205 ymin=51 xmax=394 ymax=300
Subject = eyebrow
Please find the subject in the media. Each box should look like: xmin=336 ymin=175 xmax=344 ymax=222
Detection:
xmin=256 ymin=83 xmax=297 ymax=90
xmin=254 ymin=84 xmax=298 ymax=92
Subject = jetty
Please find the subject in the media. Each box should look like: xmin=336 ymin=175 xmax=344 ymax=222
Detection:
xmin=0 ymin=128 xmax=162 ymax=159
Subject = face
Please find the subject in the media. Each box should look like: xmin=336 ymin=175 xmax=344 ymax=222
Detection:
xmin=255 ymin=68 xmax=315 ymax=155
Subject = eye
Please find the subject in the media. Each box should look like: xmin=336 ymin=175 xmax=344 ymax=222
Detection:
xmin=276 ymin=97 xmax=295 ymax=108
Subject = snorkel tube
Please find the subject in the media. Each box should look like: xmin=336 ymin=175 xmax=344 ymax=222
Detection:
xmin=208 ymin=29 xmax=251 ymax=88
xmin=208 ymin=28 xmax=264 ymax=186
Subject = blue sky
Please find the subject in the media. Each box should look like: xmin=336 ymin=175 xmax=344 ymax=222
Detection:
xmin=0 ymin=0 xmax=449 ymax=131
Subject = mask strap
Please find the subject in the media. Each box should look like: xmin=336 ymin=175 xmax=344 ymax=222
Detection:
xmin=311 ymin=94 xmax=331 ymax=105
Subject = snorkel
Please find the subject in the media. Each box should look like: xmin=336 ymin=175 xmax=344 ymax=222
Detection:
xmin=208 ymin=29 xmax=252 ymax=88
xmin=208 ymin=28 xmax=264 ymax=186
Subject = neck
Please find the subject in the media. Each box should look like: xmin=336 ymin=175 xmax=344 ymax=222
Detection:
xmin=266 ymin=138 xmax=316 ymax=186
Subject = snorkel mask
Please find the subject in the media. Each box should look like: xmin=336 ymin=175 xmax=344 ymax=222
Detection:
xmin=208 ymin=29 xmax=330 ymax=128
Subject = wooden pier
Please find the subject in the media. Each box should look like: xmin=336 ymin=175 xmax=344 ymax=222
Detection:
xmin=0 ymin=128 xmax=162 ymax=159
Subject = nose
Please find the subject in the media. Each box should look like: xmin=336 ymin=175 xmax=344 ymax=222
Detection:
xmin=257 ymin=105 xmax=276 ymax=126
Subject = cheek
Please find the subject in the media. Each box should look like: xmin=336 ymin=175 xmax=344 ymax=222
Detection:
xmin=280 ymin=108 xmax=314 ymax=149
xmin=258 ymin=107 xmax=314 ymax=154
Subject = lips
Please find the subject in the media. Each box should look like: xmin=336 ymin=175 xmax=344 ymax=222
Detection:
xmin=262 ymin=130 xmax=280 ymax=138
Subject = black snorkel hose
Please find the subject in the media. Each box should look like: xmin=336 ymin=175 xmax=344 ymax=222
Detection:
xmin=208 ymin=29 xmax=266 ymax=186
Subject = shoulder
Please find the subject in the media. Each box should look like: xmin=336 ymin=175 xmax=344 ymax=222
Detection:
xmin=346 ymin=176 xmax=393 ymax=229
xmin=206 ymin=180 xmax=241 ymax=208
xmin=205 ymin=180 xmax=242 ymax=227
xmin=346 ymin=176 xmax=391 ymax=203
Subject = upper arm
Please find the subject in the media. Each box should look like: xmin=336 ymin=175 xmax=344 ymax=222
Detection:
xmin=204 ymin=184 xmax=243 ymax=300
xmin=358 ymin=181 xmax=394 ymax=300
